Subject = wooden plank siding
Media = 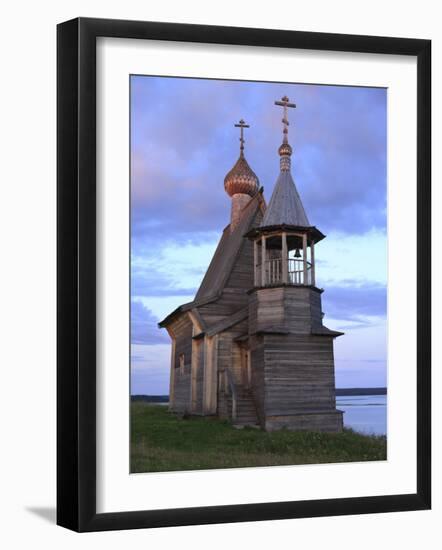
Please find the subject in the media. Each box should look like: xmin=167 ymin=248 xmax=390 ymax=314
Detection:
xmin=196 ymin=207 xmax=262 ymax=327
xmin=173 ymin=372 xmax=191 ymax=414
xmin=168 ymin=314 xmax=193 ymax=414
xmin=309 ymin=288 xmax=325 ymax=331
xmin=248 ymin=286 xmax=326 ymax=335
xmin=191 ymin=338 xmax=204 ymax=414
xmin=197 ymin=238 xmax=256 ymax=326
xmin=249 ymin=334 xmax=265 ymax=425
xmin=247 ymin=285 xmax=342 ymax=431
xmin=265 ymin=412 xmax=343 ymax=432
xmin=216 ymin=320 xmax=249 ymax=388
xmin=159 ymin=191 xmax=343 ymax=430
xmin=261 ymin=333 xmax=342 ymax=430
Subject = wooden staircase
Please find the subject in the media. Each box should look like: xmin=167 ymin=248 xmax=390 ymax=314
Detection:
xmin=232 ymin=387 xmax=260 ymax=428
xmin=222 ymin=369 xmax=259 ymax=428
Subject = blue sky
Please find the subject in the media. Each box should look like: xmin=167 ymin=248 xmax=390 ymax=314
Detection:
xmin=130 ymin=75 xmax=387 ymax=394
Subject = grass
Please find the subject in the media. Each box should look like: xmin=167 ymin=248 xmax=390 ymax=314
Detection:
xmin=130 ymin=402 xmax=387 ymax=473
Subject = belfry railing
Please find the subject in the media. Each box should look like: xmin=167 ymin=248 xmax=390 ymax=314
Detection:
xmin=257 ymin=258 xmax=312 ymax=286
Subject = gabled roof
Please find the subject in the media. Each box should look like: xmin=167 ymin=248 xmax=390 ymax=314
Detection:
xmin=205 ymin=306 xmax=248 ymax=337
xmin=159 ymin=192 xmax=264 ymax=327
xmin=261 ymin=170 xmax=309 ymax=228
xmin=194 ymin=191 xmax=264 ymax=301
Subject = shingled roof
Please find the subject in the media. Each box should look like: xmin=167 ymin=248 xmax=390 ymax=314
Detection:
xmin=261 ymin=170 xmax=309 ymax=228
xmin=159 ymin=192 xmax=264 ymax=327
xmin=194 ymin=192 xmax=262 ymax=301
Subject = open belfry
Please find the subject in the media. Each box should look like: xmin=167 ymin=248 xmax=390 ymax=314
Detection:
xmin=159 ymin=97 xmax=344 ymax=432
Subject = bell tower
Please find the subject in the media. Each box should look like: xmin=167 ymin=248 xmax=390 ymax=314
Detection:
xmin=246 ymin=97 xmax=344 ymax=432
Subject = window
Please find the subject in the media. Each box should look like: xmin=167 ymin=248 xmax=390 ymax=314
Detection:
xmin=179 ymin=354 xmax=185 ymax=374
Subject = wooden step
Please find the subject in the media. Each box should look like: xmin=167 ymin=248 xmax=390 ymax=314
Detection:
xmin=224 ymin=384 xmax=260 ymax=427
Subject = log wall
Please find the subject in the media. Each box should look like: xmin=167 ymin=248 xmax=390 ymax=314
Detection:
xmin=249 ymin=286 xmax=325 ymax=334
xmin=248 ymin=285 xmax=342 ymax=432
xmin=169 ymin=314 xmax=193 ymax=414
xmin=263 ymin=334 xmax=337 ymax=415
xmin=191 ymin=338 xmax=204 ymax=414
xmin=198 ymin=209 xmax=262 ymax=326
xmin=249 ymin=334 xmax=265 ymax=425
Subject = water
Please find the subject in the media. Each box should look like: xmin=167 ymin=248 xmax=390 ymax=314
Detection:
xmin=336 ymin=394 xmax=387 ymax=436
xmin=145 ymin=396 xmax=387 ymax=436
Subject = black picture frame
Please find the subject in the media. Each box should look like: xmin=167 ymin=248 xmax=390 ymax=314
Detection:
xmin=57 ymin=17 xmax=431 ymax=532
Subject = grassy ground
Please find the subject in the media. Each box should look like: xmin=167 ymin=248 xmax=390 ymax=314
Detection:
xmin=130 ymin=402 xmax=387 ymax=473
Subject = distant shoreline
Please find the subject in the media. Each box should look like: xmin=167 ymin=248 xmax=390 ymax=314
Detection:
xmin=131 ymin=387 xmax=387 ymax=403
xmin=336 ymin=387 xmax=387 ymax=396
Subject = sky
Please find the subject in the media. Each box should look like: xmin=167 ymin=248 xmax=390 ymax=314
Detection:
xmin=130 ymin=75 xmax=387 ymax=394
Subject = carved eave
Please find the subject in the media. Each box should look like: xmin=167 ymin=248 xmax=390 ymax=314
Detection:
xmin=247 ymin=284 xmax=324 ymax=295
xmin=158 ymin=293 xmax=220 ymax=328
xmin=312 ymin=326 xmax=345 ymax=338
xmin=244 ymin=223 xmax=325 ymax=244
xmin=251 ymin=325 xmax=344 ymax=338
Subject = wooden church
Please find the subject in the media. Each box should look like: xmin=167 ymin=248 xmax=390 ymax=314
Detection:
xmin=159 ymin=97 xmax=344 ymax=432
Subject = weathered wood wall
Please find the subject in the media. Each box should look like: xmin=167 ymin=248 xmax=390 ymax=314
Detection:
xmin=249 ymin=334 xmax=265 ymax=426
xmin=215 ymin=319 xmax=249 ymax=416
xmin=265 ymin=411 xmax=343 ymax=431
xmin=162 ymin=201 xmax=265 ymax=418
xmin=309 ymin=287 xmax=325 ymax=331
xmin=249 ymin=286 xmax=325 ymax=334
xmin=248 ymin=286 xmax=343 ymax=432
xmin=198 ymin=237 xmax=255 ymax=325
xmin=263 ymin=334 xmax=336 ymax=415
xmin=191 ymin=338 xmax=204 ymax=414
xmin=173 ymin=371 xmax=191 ymax=414
xmin=168 ymin=314 xmax=193 ymax=414
xmin=198 ymin=209 xmax=262 ymax=326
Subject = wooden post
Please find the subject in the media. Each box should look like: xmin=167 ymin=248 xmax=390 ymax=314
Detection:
xmin=311 ymin=239 xmax=316 ymax=287
xmin=282 ymin=232 xmax=288 ymax=284
xmin=254 ymin=239 xmax=258 ymax=286
xmin=202 ymin=335 xmax=218 ymax=415
xmin=190 ymin=338 xmax=201 ymax=412
xmin=168 ymin=339 xmax=176 ymax=410
xmin=261 ymin=235 xmax=266 ymax=286
xmin=302 ymin=233 xmax=307 ymax=285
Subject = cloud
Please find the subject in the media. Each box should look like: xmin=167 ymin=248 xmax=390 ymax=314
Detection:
xmin=322 ymin=282 xmax=387 ymax=326
xmin=130 ymin=77 xmax=387 ymax=248
xmin=129 ymin=76 xmax=388 ymax=390
xmin=130 ymin=343 xmax=172 ymax=394
xmin=131 ymin=300 xmax=169 ymax=345
xmin=131 ymin=237 xmax=218 ymax=299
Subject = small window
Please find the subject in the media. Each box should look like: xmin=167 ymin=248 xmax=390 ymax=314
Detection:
xmin=179 ymin=354 xmax=185 ymax=374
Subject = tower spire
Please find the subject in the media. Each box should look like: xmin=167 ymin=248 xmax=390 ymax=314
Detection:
xmin=274 ymin=96 xmax=296 ymax=171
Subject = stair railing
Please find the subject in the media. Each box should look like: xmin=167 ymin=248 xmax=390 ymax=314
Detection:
xmin=224 ymin=368 xmax=238 ymax=421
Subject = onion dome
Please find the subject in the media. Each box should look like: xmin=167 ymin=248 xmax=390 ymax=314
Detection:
xmin=224 ymin=153 xmax=259 ymax=197
xmin=224 ymin=119 xmax=259 ymax=197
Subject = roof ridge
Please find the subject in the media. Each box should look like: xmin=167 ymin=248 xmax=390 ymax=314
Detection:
xmin=193 ymin=195 xmax=261 ymax=303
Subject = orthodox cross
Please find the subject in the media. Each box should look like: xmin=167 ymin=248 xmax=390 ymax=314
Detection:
xmin=275 ymin=96 xmax=296 ymax=143
xmin=234 ymin=119 xmax=249 ymax=154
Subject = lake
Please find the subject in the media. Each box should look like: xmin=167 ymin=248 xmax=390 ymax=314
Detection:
xmin=147 ymin=395 xmax=387 ymax=436
xmin=336 ymin=394 xmax=387 ymax=436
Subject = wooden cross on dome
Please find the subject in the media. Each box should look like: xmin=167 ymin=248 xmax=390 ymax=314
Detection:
xmin=234 ymin=119 xmax=249 ymax=153
xmin=275 ymin=96 xmax=296 ymax=143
